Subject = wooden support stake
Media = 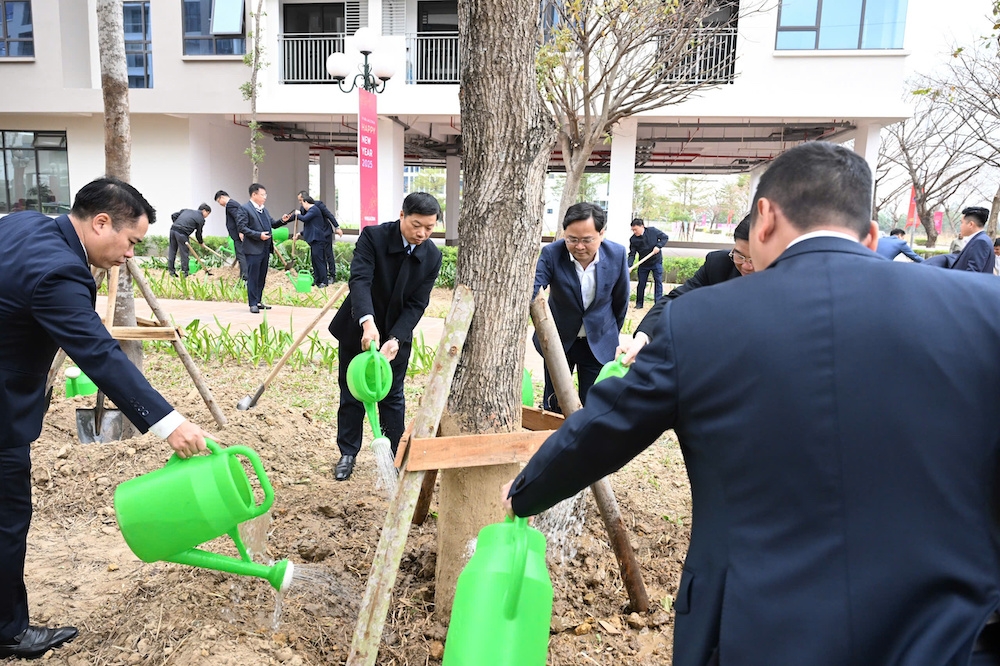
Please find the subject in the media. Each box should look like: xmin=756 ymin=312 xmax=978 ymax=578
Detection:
xmin=126 ymin=259 xmax=228 ymax=428
xmin=347 ymin=285 xmax=475 ymax=666
xmin=412 ymin=469 xmax=438 ymax=526
xmin=530 ymin=293 xmax=650 ymax=613
xmin=105 ymin=265 xmax=119 ymax=333
xmin=109 ymin=326 xmax=182 ymax=341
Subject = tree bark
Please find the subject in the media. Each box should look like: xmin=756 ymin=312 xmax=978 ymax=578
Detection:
xmin=988 ymin=182 xmax=1000 ymax=239
xmin=555 ymin=138 xmax=593 ymax=237
xmin=97 ymin=0 xmax=141 ymax=438
xmin=434 ymin=0 xmax=557 ymax=616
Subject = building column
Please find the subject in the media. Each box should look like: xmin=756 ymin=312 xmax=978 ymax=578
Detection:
xmin=852 ymin=123 xmax=882 ymax=201
xmin=320 ymin=150 xmax=337 ymax=209
xmin=377 ymin=116 xmax=405 ymax=223
xmin=747 ymin=162 xmax=767 ymax=213
xmin=606 ymin=117 xmax=638 ymax=248
xmin=445 ymin=155 xmax=461 ymax=246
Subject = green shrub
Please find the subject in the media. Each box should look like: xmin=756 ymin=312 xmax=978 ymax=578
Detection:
xmin=135 ymin=235 xmax=169 ymax=257
xmin=662 ymin=257 xmax=704 ymax=283
xmin=436 ymin=246 xmax=458 ymax=288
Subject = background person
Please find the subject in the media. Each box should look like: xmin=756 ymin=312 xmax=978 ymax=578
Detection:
xmin=293 ymin=196 xmax=332 ymax=288
xmin=532 ymin=202 xmax=629 ymax=413
xmin=296 ymin=190 xmax=343 ymax=281
xmin=503 ymin=142 xmax=1000 ymax=666
xmin=328 ymin=193 xmax=443 ymax=481
xmin=951 ymin=206 xmax=995 ymax=273
xmin=876 ymin=228 xmax=925 ymax=262
xmin=166 ymin=203 xmax=210 ymax=276
xmin=239 ymin=183 xmax=289 ymax=314
xmin=627 ymin=217 xmax=669 ymax=309
xmin=214 ymin=190 xmax=249 ymax=281
xmin=0 ymin=177 xmax=211 ymax=659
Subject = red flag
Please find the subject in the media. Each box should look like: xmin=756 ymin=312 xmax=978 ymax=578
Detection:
xmin=906 ymin=186 xmax=920 ymax=228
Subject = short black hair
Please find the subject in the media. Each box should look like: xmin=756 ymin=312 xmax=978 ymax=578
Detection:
xmin=214 ymin=190 xmax=229 ymax=201
xmin=564 ymin=202 xmax=606 ymax=231
xmin=631 ymin=217 xmax=644 ymax=227
xmin=962 ymin=207 xmax=989 ymax=227
xmin=249 ymin=183 xmax=266 ymax=196
xmin=297 ymin=190 xmax=309 ymax=199
xmin=889 ymin=228 xmax=906 ymax=237
xmin=300 ymin=195 xmax=316 ymax=205
xmin=994 ymin=237 xmax=1000 ymax=248
xmin=750 ymin=142 xmax=872 ymax=238
xmin=197 ymin=203 xmax=211 ymax=213
xmin=401 ymin=192 xmax=442 ymax=219
xmin=71 ymin=176 xmax=156 ymax=230
xmin=733 ymin=214 xmax=751 ymax=241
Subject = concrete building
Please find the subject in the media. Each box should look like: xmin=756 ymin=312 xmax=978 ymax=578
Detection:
xmin=0 ymin=0 xmax=920 ymax=245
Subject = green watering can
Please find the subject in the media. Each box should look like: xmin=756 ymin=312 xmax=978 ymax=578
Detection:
xmin=271 ymin=226 xmax=290 ymax=244
xmin=595 ymin=354 xmax=630 ymax=384
xmin=287 ymin=271 xmax=313 ymax=293
xmin=347 ymin=341 xmax=393 ymax=448
xmin=522 ymin=368 xmax=534 ymax=407
xmin=443 ymin=516 xmax=552 ymax=665
xmin=113 ymin=438 xmax=293 ymax=592
xmin=64 ymin=366 xmax=98 ymax=398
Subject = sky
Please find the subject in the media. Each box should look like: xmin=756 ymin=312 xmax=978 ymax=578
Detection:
xmin=904 ymin=0 xmax=995 ymax=77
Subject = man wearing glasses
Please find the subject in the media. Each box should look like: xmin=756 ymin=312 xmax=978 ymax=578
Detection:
xmin=532 ymin=202 xmax=630 ymax=412
xmin=618 ymin=215 xmax=753 ymax=364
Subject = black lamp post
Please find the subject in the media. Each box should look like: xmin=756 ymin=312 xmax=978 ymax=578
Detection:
xmin=326 ymin=27 xmax=395 ymax=93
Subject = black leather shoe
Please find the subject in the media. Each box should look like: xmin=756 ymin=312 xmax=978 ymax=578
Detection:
xmin=0 ymin=625 xmax=79 ymax=659
xmin=250 ymin=305 xmax=260 ymax=314
xmin=335 ymin=455 xmax=356 ymax=481
xmin=257 ymin=303 xmax=273 ymax=310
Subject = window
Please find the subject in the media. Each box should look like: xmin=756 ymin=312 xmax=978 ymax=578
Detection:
xmin=1 ymin=131 xmax=70 ymax=215
xmin=775 ymin=0 xmax=907 ymax=50
xmin=1 ymin=1 xmax=33 ymax=56
xmin=183 ymin=0 xmax=246 ymax=55
xmin=124 ymin=2 xmax=152 ymax=87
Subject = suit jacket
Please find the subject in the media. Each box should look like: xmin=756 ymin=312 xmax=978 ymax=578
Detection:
xmin=635 ymin=249 xmax=741 ymax=338
xmin=876 ymin=236 xmax=924 ymax=262
xmin=0 ymin=212 xmax=172 ymax=448
xmin=170 ymin=209 xmax=205 ymax=245
xmin=628 ymin=227 xmax=669 ymax=267
xmin=510 ymin=237 xmax=1000 ymax=666
xmin=239 ymin=202 xmax=278 ymax=255
xmin=223 ymin=199 xmax=248 ymax=242
xmin=532 ymin=240 xmax=630 ymax=364
xmin=329 ymin=220 xmax=442 ymax=345
xmin=297 ymin=205 xmax=331 ymax=244
xmin=315 ymin=200 xmax=339 ymax=230
xmin=951 ymin=230 xmax=995 ymax=273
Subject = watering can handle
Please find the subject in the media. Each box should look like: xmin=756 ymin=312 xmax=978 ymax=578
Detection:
xmin=221 ymin=445 xmax=276 ymax=518
xmin=617 ymin=354 xmax=627 ymax=365
xmin=503 ymin=516 xmax=530 ymax=620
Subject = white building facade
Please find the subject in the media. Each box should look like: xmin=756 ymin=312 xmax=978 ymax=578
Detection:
xmin=0 ymin=0 xmax=921 ymax=242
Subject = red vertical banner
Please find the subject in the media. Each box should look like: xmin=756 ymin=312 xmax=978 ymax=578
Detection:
xmin=358 ymin=89 xmax=378 ymax=228
xmin=906 ymin=186 xmax=919 ymax=229
xmin=933 ymin=211 xmax=943 ymax=234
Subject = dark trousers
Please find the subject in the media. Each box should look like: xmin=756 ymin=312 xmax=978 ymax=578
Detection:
xmin=245 ymin=252 xmax=269 ymax=307
xmin=308 ymin=240 xmax=330 ymax=286
xmin=167 ymin=228 xmax=191 ymax=274
xmin=541 ymin=337 xmax=603 ymax=413
xmin=336 ymin=338 xmax=410 ymax=457
xmin=325 ymin=237 xmax=337 ymax=281
xmin=0 ymin=446 xmax=31 ymax=641
xmin=636 ymin=261 xmax=663 ymax=308
xmin=230 ymin=234 xmax=248 ymax=280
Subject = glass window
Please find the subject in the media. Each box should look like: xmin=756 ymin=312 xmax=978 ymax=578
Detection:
xmin=211 ymin=0 xmax=244 ymax=34
xmin=123 ymin=2 xmax=152 ymax=87
xmin=775 ymin=0 xmax=907 ymax=50
xmin=1 ymin=1 xmax=34 ymax=57
xmin=183 ymin=0 xmax=246 ymax=55
xmin=0 ymin=130 xmax=70 ymax=215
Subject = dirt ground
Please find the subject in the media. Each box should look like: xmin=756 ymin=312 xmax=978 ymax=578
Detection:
xmin=24 ymin=301 xmax=691 ymax=665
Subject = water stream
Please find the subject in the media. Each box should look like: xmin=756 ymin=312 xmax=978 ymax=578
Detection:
xmin=534 ymin=491 xmax=586 ymax=564
xmin=371 ymin=438 xmax=399 ymax=500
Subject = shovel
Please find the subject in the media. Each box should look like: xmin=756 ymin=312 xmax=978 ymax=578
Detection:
xmin=76 ymin=390 xmax=126 ymax=443
xmin=237 ymin=283 xmax=349 ymax=410
xmin=186 ymin=242 xmax=213 ymax=276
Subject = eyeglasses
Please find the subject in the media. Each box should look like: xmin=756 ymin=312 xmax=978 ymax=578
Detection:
xmin=729 ymin=249 xmax=753 ymax=267
xmin=565 ymin=236 xmax=598 ymax=246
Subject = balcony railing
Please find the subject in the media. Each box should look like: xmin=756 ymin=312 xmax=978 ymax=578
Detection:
xmin=280 ymin=32 xmax=345 ymax=84
xmin=660 ymin=27 xmax=738 ymax=85
xmin=405 ymin=32 xmax=459 ymax=84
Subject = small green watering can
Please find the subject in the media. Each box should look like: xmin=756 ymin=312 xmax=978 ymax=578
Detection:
xmin=288 ymin=271 xmax=313 ymax=293
xmin=347 ymin=341 xmax=393 ymax=447
xmin=522 ymin=368 xmax=534 ymax=407
xmin=113 ymin=438 xmax=293 ymax=592
xmin=442 ymin=516 xmax=552 ymax=666
xmin=271 ymin=226 xmax=290 ymax=244
xmin=64 ymin=366 xmax=98 ymax=398
xmin=595 ymin=354 xmax=630 ymax=384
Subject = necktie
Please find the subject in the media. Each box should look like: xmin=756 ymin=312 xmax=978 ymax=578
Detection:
xmin=406 ymin=245 xmax=412 ymax=255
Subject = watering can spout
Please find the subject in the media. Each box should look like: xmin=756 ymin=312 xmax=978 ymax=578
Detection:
xmin=168 ymin=549 xmax=294 ymax=592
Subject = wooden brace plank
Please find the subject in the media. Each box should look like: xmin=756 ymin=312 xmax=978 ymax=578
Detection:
xmin=405 ymin=430 xmax=556 ymax=471
xmin=522 ymin=405 xmax=565 ymax=431
xmin=109 ymin=326 xmax=179 ymax=341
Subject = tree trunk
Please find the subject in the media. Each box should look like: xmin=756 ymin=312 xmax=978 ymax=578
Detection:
xmin=915 ymin=197 xmax=938 ymax=248
xmin=435 ymin=0 xmax=556 ymax=616
xmin=555 ymin=138 xmax=594 ymax=238
xmin=988 ymin=182 xmax=1000 ymax=239
xmin=247 ymin=0 xmax=265 ymax=182
xmin=97 ymin=0 xmax=141 ymax=438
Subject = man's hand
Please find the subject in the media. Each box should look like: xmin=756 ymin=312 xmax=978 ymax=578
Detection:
xmin=293 ymin=232 xmax=302 ymax=241
xmin=653 ymin=247 xmax=661 ymax=255
xmin=260 ymin=232 xmax=271 ymax=241
xmin=361 ymin=319 xmax=380 ymax=351
xmin=500 ymin=479 xmax=515 ymax=519
xmin=335 ymin=227 xmax=344 ymax=238
xmin=166 ymin=419 xmax=210 ymax=459
xmin=239 ymin=233 xmax=244 ymax=241
xmin=617 ymin=332 xmax=650 ymax=366
xmin=379 ymin=337 xmax=400 ymax=362
xmin=281 ymin=213 xmax=291 ymax=222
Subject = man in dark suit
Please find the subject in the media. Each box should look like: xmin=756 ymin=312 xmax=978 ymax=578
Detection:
xmin=166 ymin=204 xmax=210 ymax=276
xmin=0 ymin=177 xmax=210 ymax=659
xmin=293 ymin=196 xmax=332 ymax=288
xmin=618 ymin=215 xmax=752 ymax=364
xmin=504 ymin=142 xmax=1000 ymax=666
xmin=627 ymin=217 xmax=669 ymax=308
xmin=239 ymin=183 xmax=289 ymax=314
xmin=951 ymin=206 xmax=995 ymax=273
xmin=328 ymin=192 xmax=443 ymax=481
xmin=876 ymin=228 xmax=925 ymax=263
xmin=215 ymin=190 xmax=249 ymax=280
xmin=533 ymin=202 xmax=630 ymax=413
xmin=297 ymin=190 xmax=342 ymax=281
